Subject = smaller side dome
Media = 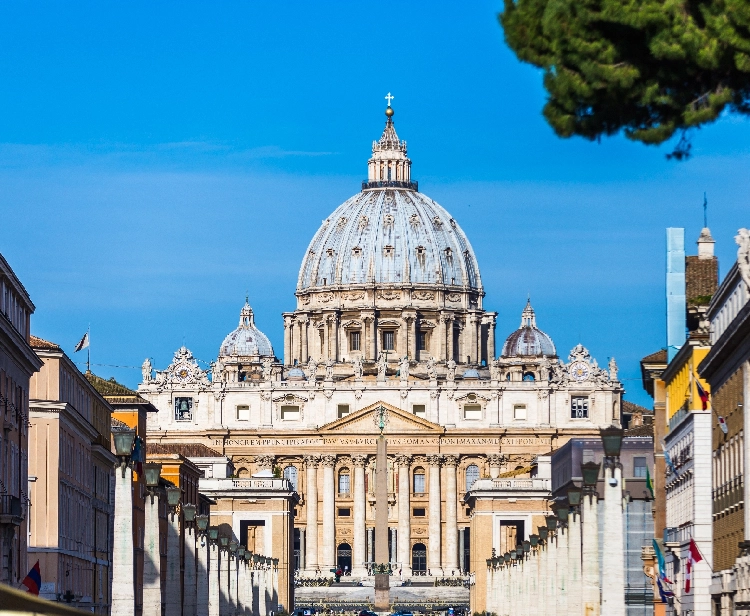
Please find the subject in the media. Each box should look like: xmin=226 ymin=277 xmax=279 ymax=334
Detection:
xmin=501 ymin=300 xmax=556 ymax=358
xmin=286 ymin=367 xmax=306 ymax=381
xmin=219 ymin=300 xmax=274 ymax=358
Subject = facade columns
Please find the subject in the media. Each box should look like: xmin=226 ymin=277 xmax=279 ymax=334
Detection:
xmin=446 ymin=317 xmax=454 ymax=363
xmin=352 ymin=455 xmax=368 ymax=576
xmin=487 ymin=454 xmax=502 ymax=479
xmin=546 ymin=533 xmax=557 ymax=616
xmin=323 ymin=318 xmax=330 ymax=360
xmin=183 ymin=525 xmax=197 ymax=616
xmin=557 ymin=527 xmax=568 ymax=615
xmin=487 ymin=315 xmax=496 ymax=361
xmin=395 ymin=454 xmax=412 ymax=575
xmin=369 ymin=314 xmax=377 ymax=361
xmin=320 ymin=454 xmax=337 ymax=572
xmin=283 ymin=316 xmax=292 ymax=365
xmin=568 ymin=511 xmax=582 ymax=616
xmin=601 ymin=464 xmax=626 ymax=616
xmin=112 ymin=467 xmax=135 ymax=616
xmin=332 ymin=314 xmax=339 ymax=362
xmin=427 ymin=454 xmax=443 ymax=575
xmin=143 ymin=496 xmax=161 ymax=616
xmin=229 ymin=552 xmax=237 ymax=615
xmin=304 ymin=455 xmax=319 ymax=575
xmin=300 ymin=317 xmax=308 ymax=363
xmin=220 ymin=546 xmax=230 ymax=616
xmin=443 ymin=455 xmax=459 ymax=574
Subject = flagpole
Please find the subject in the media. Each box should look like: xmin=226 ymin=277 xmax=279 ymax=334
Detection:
xmin=87 ymin=325 xmax=90 ymax=373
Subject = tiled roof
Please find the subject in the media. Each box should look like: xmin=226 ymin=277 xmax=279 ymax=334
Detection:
xmin=686 ymin=255 xmax=718 ymax=306
xmin=147 ymin=442 xmax=222 ymax=458
xmin=623 ymin=400 xmax=652 ymax=416
xmin=85 ymin=372 xmax=149 ymax=403
xmin=111 ymin=417 xmax=130 ymax=430
xmin=625 ymin=423 xmax=654 ymax=437
xmin=641 ymin=349 xmax=667 ymax=363
xmin=30 ymin=335 xmax=61 ymax=350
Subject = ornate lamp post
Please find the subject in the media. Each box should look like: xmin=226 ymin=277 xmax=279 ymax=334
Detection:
xmin=581 ymin=461 xmax=602 ymax=616
xmin=182 ymin=503 xmax=198 ymax=616
xmin=111 ymin=427 xmax=136 ymax=616
xmin=600 ymin=425 xmax=626 ymax=616
xmin=208 ymin=527 xmax=220 ymax=616
xmin=195 ymin=514 xmax=210 ymax=616
xmin=143 ymin=462 xmax=163 ymax=616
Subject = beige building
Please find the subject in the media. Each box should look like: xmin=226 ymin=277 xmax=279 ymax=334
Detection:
xmin=28 ymin=336 xmax=115 ymax=612
xmin=0 ymin=252 xmax=42 ymax=588
xmin=140 ymin=106 xmax=625 ymax=609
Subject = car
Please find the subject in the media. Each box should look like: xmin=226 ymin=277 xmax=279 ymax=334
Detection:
xmin=359 ymin=611 xmax=377 ymax=616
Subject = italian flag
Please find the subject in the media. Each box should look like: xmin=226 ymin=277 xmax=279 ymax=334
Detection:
xmin=685 ymin=538 xmax=703 ymax=593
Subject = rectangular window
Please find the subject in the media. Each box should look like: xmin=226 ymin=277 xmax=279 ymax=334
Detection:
xmin=236 ymin=405 xmax=250 ymax=421
xmin=571 ymin=397 xmax=589 ymax=418
xmin=464 ymin=404 xmax=482 ymax=420
xmin=350 ymin=331 xmax=361 ymax=351
xmin=513 ymin=404 xmax=527 ymax=420
xmin=337 ymin=404 xmax=350 ymax=419
xmin=383 ymin=331 xmax=395 ymax=351
xmin=413 ymin=508 xmax=426 ymax=517
xmin=337 ymin=508 xmax=351 ymax=517
xmin=338 ymin=473 xmax=350 ymax=495
xmin=174 ymin=397 xmax=193 ymax=421
xmin=412 ymin=404 xmax=426 ymax=418
xmin=634 ymin=457 xmax=647 ymax=478
xmin=418 ymin=331 xmax=427 ymax=351
xmin=280 ymin=405 xmax=300 ymax=421
xmin=413 ymin=473 xmax=425 ymax=493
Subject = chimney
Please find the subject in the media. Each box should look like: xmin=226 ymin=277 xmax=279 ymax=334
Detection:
xmin=697 ymin=227 xmax=715 ymax=259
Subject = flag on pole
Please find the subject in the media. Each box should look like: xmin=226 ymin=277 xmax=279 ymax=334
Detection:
xmin=73 ymin=330 xmax=90 ymax=352
xmin=21 ymin=560 xmax=41 ymax=595
xmin=657 ymin=577 xmax=674 ymax=603
xmin=685 ymin=538 xmax=704 ymax=593
xmin=653 ymin=539 xmax=672 ymax=583
xmin=646 ymin=466 xmax=655 ymax=499
xmin=695 ymin=379 xmax=710 ymax=410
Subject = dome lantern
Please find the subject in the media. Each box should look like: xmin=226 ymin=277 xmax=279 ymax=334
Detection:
xmin=501 ymin=300 xmax=556 ymax=358
xmin=364 ymin=94 xmax=416 ymax=191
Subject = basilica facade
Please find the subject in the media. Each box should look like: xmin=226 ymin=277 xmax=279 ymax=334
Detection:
xmin=139 ymin=106 xmax=623 ymax=587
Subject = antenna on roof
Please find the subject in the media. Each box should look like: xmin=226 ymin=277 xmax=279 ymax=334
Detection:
xmin=703 ymin=192 xmax=708 ymax=228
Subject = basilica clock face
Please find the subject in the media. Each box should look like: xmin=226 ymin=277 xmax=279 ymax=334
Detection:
xmin=177 ymin=365 xmax=190 ymax=382
xmin=569 ymin=361 xmax=590 ymax=382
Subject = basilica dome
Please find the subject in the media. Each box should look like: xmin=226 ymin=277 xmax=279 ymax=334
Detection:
xmin=296 ymin=110 xmax=481 ymax=293
xmin=219 ymin=301 xmax=274 ymax=358
xmin=501 ymin=300 xmax=556 ymax=358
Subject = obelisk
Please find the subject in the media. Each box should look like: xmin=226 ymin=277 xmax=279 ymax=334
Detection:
xmin=374 ymin=406 xmax=390 ymax=612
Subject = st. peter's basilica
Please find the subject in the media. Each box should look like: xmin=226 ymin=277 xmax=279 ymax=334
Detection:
xmin=139 ymin=104 xmax=623 ymax=589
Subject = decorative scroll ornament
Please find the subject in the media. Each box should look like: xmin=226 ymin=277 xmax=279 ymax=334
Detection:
xmin=446 ymin=292 xmax=461 ymax=302
xmin=318 ymin=292 xmax=334 ymax=303
xmin=377 ymin=289 xmax=401 ymax=301
xmin=159 ymin=346 xmax=210 ymax=388
xmin=412 ymin=290 xmax=435 ymax=300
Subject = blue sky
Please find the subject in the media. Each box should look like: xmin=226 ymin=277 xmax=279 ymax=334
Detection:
xmin=1 ymin=2 xmax=748 ymax=407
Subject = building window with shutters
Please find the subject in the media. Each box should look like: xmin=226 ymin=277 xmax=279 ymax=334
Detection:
xmin=382 ymin=331 xmax=395 ymax=351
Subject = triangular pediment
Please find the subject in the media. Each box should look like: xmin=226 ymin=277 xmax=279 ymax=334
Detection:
xmin=320 ymin=400 xmax=444 ymax=434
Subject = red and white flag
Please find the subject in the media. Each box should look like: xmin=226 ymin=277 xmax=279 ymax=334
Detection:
xmin=685 ymin=538 xmax=704 ymax=593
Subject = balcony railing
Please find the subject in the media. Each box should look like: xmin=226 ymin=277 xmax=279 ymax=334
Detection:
xmin=362 ymin=180 xmax=418 ymax=191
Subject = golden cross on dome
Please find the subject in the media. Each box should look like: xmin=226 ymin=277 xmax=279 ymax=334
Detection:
xmin=385 ymin=92 xmax=394 ymax=107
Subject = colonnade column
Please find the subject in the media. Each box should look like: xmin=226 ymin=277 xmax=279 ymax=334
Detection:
xmin=196 ymin=530 xmax=209 ymax=616
xmin=143 ymin=494 xmax=161 ymax=616
xmin=320 ymin=454 xmax=337 ymax=572
xmin=443 ymin=455 xmax=459 ymax=574
xmin=395 ymin=454 xmax=412 ymax=575
xmin=229 ymin=550 xmax=238 ymax=614
xmin=602 ymin=463 xmax=626 ymax=616
xmin=582 ymin=490 xmax=600 ymax=616
xmin=112 ymin=464 xmax=135 ymax=616
xmin=220 ymin=545 xmax=230 ymax=616
xmin=165 ymin=506 xmax=181 ymax=616
xmin=487 ymin=316 xmax=496 ymax=361
xmin=427 ymin=454 xmax=443 ymax=575
xmin=369 ymin=315 xmax=377 ymax=361
xmin=208 ymin=539 xmax=220 ymax=616
xmin=304 ymin=456 xmax=319 ymax=575
xmin=183 ymin=523 xmax=197 ymax=616
xmin=352 ymin=455 xmax=368 ymax=576
xmin=323 ymin=318 xmax=330 ymax=360
xmin=568 ymin=510 xmax=582 ymax=616
xmin=332 ymin=314 xmax=339 ymax=362
xmin=407 ymin=314 xmax=417 ymax=360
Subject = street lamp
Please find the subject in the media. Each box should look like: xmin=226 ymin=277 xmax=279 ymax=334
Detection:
xmin=567 ymin=485 xmax=582 ymax=509
xmin=220 ymin=536 xmax=229 ymax=549
xmin=183 ymin=503 xmax=197 ymax=524
xmin=165 ymin=485 xmax=181 ymax=515
xmin=581 ymin=461 xmax=601 ymax=491
xmin=555 ymin=499 xmax=569 ymax=525
xmin=229 ymin=541 xmax=238 ymax=555
xmin=600 ymin=425 xmax=624 ymax=461
xmin=208 ymin=527 xmax=220 ymax=544
xmin=238 ymin=546 xmax=245 ymax=558
xmin=144 ymin=462 xmax=162 ymax=503
xmin=529 ymin=534 xmax=539 ymax=548
xmin=112 ymin=427 xmax=136 ymax=477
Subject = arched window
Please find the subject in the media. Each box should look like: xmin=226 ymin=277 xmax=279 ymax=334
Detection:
xmin=465 ymin=464 xmax=480 ymax=491
xmin=413 ymin=467 xmax=426 ymax=493
xmin=522 ymin=372 xmax=535 ymax=381
xmin=283 ymin=465 xmax=298 ymax=491
xmin=338 ymin=468 xmax=351 ymax=495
